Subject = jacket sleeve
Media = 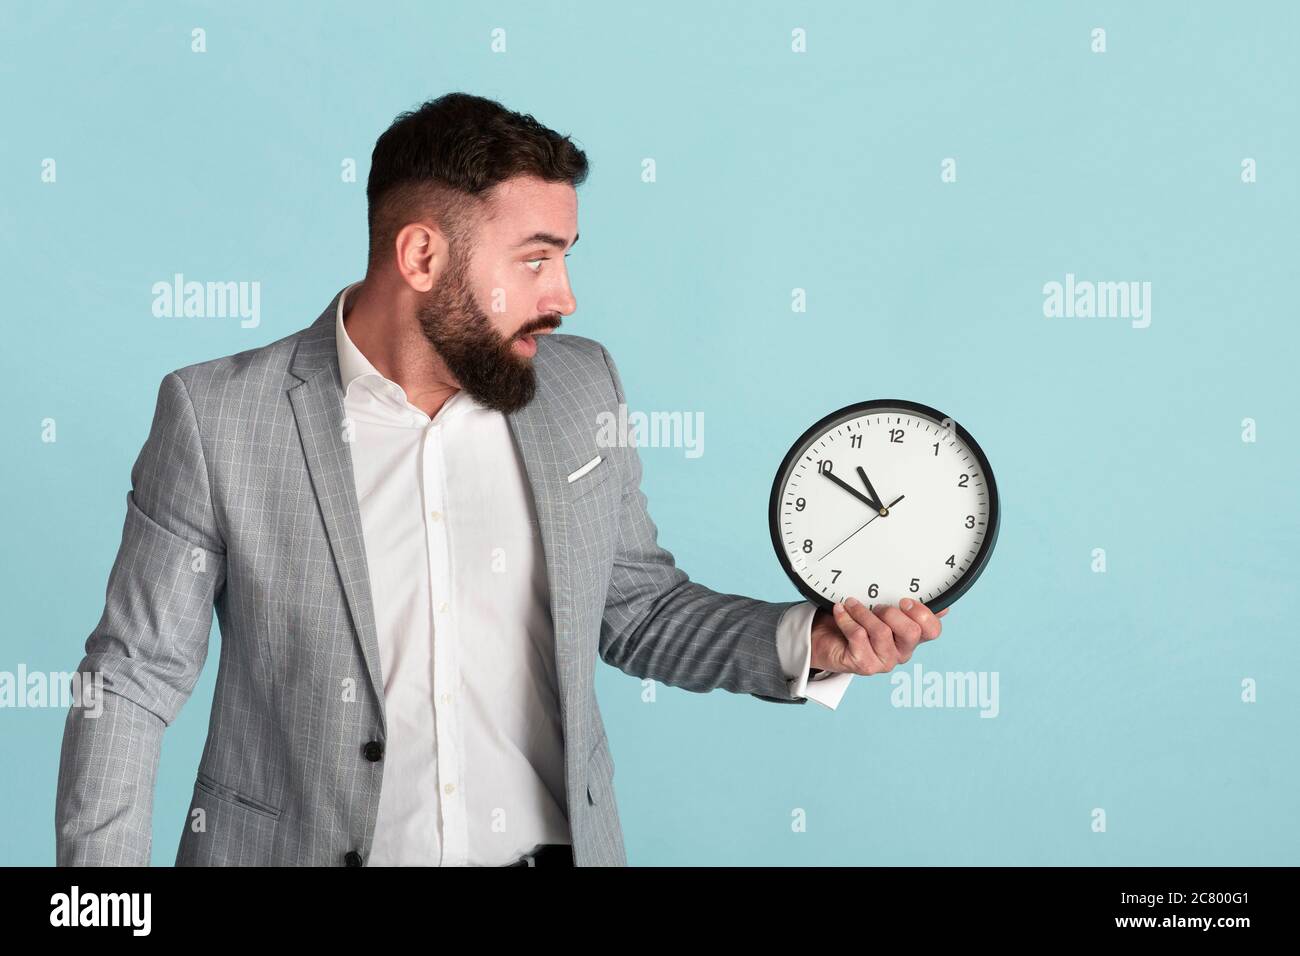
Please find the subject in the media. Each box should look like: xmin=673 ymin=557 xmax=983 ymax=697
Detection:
xmin=55 ymin=371 xmax=227 ymax=865
xmin=594 ymin=345 xmax=808 ymax=705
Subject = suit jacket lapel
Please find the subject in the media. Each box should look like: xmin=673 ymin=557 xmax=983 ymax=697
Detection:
xmin=285 ymin=289 xmax=579 ymax=735
xmin=506 ymin=381 xmax=576 ymax=669
xmin=287 ymin=293 xmax=388 ymax=728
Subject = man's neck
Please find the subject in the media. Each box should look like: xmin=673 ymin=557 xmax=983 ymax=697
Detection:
xmin=344 ymin=278 xmax=460 ymax=419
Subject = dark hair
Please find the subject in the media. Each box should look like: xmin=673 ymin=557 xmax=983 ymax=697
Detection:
xmin=366 ymin=92 xmax=589 ymax=271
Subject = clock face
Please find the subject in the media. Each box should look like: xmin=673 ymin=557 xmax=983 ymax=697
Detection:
xmin=769 ymin=400 xmax=999 ymax=613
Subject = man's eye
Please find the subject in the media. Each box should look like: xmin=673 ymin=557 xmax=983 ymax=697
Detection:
xmin=526 ymin=258 xmax=546 ymax=272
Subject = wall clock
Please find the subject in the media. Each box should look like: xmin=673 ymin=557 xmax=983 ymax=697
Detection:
xmin=769 ymin=399 xmax=999 ymax=613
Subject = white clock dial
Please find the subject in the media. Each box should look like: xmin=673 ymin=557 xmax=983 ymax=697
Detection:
xmin=771 ymin=403 xmax=997 ymax=612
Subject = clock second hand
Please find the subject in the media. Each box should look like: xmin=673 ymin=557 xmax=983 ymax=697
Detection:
xmin=817 ymin=494 xmax=905 ymax=562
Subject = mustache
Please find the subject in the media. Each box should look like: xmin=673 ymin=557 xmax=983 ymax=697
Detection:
xmin=515 ymin=315 xmax=562 ymax=338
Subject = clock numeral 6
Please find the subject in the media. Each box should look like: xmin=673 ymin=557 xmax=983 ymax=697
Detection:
xmin=867 ymin=583 xmax=879 ymax=598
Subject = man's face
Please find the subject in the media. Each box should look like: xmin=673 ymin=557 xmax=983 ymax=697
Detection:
xmin=415 ymin=175 xmax=579 ymax=413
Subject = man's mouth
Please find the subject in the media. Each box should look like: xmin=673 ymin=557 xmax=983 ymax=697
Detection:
xmin=512 ymin=322 xmax=559 ymax=352
xmin=512 ymin=327 xmax=553 ymax=357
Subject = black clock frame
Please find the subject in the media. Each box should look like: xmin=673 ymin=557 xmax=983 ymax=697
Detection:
xmin=768 ymin=398 xmax=1000 ymax=614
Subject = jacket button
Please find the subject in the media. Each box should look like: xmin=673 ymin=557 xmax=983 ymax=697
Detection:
xmin=363 ymin=740 xmax=384 ymax=762
xmin=344 ymin=850 xmax=363 ymax=867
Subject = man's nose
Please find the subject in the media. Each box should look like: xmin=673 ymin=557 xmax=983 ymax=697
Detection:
xmin=543 ymin=288 xmax=576 ymax=317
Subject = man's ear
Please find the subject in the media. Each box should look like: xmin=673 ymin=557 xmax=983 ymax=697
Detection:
xmin=394 ymin=221 xmax=449 ymax=293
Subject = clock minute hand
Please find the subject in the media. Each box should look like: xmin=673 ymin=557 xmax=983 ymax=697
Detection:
xmin=820 ymin=468 xmax=885 ymax=512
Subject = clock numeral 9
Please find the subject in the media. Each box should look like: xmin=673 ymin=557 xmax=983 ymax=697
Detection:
xmin=794 ymin=497 xmax=806 ymax=511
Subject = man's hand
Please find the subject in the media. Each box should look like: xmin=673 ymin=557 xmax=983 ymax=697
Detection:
xmin=810 ymin=596 xmax=949 ymax=676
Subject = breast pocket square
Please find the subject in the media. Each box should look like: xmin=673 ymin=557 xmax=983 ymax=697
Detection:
xmin=566 ymin=454 xmax=603 ymax=483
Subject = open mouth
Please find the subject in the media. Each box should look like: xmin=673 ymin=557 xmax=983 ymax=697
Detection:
xmin=513 ymin=325 xmax=557 ymax=355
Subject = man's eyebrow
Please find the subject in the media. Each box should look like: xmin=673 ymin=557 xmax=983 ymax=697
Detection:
xmin=513 ymin=231 xmax=579 ymax=251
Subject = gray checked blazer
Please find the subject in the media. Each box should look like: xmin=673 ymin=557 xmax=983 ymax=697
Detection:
xmin=55 ymin=285 xmax=809 ymax=868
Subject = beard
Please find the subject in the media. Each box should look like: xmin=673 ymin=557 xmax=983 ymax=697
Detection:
xmin=414 ymin=248 xmax=559 ymax=414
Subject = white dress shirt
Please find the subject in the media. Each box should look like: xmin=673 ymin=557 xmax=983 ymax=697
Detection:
xmin=335 ymin=282 xmax=850 ymax=866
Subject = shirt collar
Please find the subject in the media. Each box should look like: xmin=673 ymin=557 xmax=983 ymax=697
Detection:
xmin=336 ymin=281 xmax=384 ymax=395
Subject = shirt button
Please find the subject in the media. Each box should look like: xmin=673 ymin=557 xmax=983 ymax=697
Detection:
xmin=444 ymin=783 xmax=455 ymax=795
xmin=440 ymin=693 xmax=452 ymax=704
xmin=429 ymin=510 xmax=441 ymax=521
xmin=438 ymin=601 xmax=449 ymax=613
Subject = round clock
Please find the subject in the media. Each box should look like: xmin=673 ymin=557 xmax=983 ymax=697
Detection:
xmin=768 ymin=399 xmax=999 ymax=614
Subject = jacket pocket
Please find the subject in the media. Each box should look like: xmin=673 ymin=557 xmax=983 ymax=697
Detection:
xmin=565 ymin=454 xmax=616 ymax=502
xmin=585 ymin=734 xmax=616 ymax=806
xmin=194 ymin=770 xmax=282 ymax=820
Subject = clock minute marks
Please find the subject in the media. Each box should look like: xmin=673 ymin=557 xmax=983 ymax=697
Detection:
xmin=781 ymin=411 xmax=980 ymax=603
xmin=770 ymin=400 xmax=1000 ymax=614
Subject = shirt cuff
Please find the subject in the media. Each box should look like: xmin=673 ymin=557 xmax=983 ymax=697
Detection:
xmin=775 ymin=602 xmax=853 ymax=711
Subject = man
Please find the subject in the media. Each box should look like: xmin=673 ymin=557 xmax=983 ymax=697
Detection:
xmin=55 ymin=93 xmax=947 ymax=868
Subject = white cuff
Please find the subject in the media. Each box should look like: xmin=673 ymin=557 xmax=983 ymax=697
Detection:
xmin=775 ymin=602 xmax=853 ymax=710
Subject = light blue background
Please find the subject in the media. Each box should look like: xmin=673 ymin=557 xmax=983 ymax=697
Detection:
xmin=2 ymin=0 xmax=1296 ymax=865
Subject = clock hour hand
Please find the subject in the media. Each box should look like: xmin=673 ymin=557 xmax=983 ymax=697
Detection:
xmin=856 ymin=466 xmax=887 ymax=512
xmin=820 ymin=468 xmax=884 ymax=512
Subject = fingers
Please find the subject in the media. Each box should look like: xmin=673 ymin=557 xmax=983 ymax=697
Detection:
xmin=830 ymin=601 xmax=886 ymax=675
xmin=898 ymin=598 xmax=944 ymax=643
xmin=842 ymin=597 xmax=899 ymax=673
xmin=875 ymin=603 xmax=924 ymax=661
xmin=832 ymin=596 xmax=948 ymax=676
